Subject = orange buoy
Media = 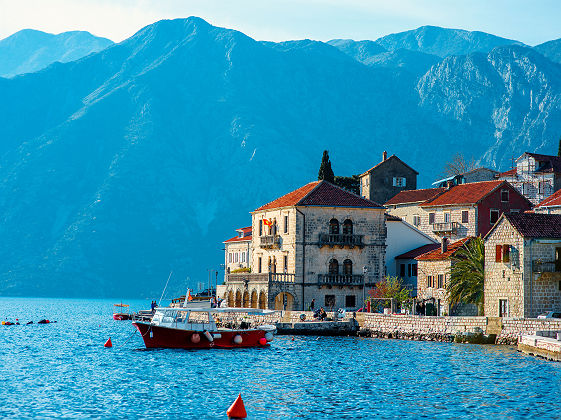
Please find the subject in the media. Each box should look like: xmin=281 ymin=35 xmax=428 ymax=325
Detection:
xmin=226 ymin=393 xmax=247 ymax=419
xmin=104 ymin=337 xmax=112 ymax=348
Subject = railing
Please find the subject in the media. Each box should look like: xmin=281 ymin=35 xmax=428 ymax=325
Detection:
xmin=226 ymin=272 xmax=295 ymax=284
xmin=432 ymin=222 xmax=460 ymax=234
xmin=532 ymin=260 xmax=558 ymax=273
xmin=269 ymin=273 xmax=295 ymax=283
xmin=260 ymin=235 xmax=281 ymax=249
xmin=317 ymin=274 xmax=364 ymax=286
xmin=318 ymin=233 xmax=364 ymax=248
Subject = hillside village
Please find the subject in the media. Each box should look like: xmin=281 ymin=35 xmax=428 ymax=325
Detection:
xmin=219 ymin=150 xmax=561 ymax=320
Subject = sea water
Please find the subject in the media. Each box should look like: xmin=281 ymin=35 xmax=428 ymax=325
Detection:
xmin=1 ymin=297 xmax=560 ymax=419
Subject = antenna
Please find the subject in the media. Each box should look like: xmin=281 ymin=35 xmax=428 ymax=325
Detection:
xmin=158 ymin=271 xmax=173 ymax=306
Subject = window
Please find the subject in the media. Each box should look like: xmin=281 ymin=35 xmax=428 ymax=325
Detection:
xmin=400 ymin=264 xmax=406 ymax=277
xmin=444 ymin=212 xmax=451 ymax=223
xmin=259 ymin=220 xmax=263 ymax=236
xmin=345 ymin=295 xmax=356 ymax=308
xmin=329 ymin=259 xmax=339 ymax=275
xmin=343 ymin=259 xmax=353 ymax=275
xmin=241 ymin=252 xmax=245 ymax=263
xmin=462 ymin=211 xmax=469 ymax=223
xmin=495 ymin=245 xmax=502 ymax=262
xmin=258 ymin=257 xmax=262 ymax=273
xmin=284 ymin=215 xmax=289 ymax=234
xmin=501 ymin=189 xmax=509 ymax=202
xmin=429 ymin=213 xmax=435 ymax=224
xmin=437 ymin=274 xmax=444 ymax=289
xmin=234 ymin=253 xmax=238 ymax=263
xmin=329 ymin=219 xmax=339 ymax=234
xmin=284 ymin=255 xmax=288 ymax=273
xmin=412 ymin=264 xmax=418 ymax=277
xmin=325 ymin=295 xmax=336 ymax=308
xmin=393 ymin=177 xmax=406 ymax=187
xmin=499 ymin=299 xmax=508 ymax=317
xmin=490 ymin=209 xmax=500 ymax=224
xmin=408 ymin=264 xmax=412 ymax=277
xmin=343 ymin=219 xmax=353 ymax=235
xmin=413 ymin=215 xmax=420 ymax=226
xmin=427 ymin=275 xmax=433 ymax=288
xmin=228 ymin=253 xmax=232 ymax=263
xmin=510 ymin=209 xmax=520 ymax=214
xmin=502 ymin=245 xmax=510 ymax=263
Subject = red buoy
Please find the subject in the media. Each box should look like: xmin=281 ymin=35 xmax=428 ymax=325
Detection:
xmin=104 ymin=337 xmax=112 ymax=348
xmin=227 ymin=393 xmax=247 ymax=419
xmin=259 ymin=337 xmax=267 ymax=346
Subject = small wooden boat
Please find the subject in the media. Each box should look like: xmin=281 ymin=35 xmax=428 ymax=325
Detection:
xmin=113 ymin=303 xmax=131 ymax=320
xmin=132 ymin=307 xmax=276 ymax=349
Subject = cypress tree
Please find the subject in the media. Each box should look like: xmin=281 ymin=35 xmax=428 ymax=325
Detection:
xmin=318 ymin=150 xmax=335 ymax=183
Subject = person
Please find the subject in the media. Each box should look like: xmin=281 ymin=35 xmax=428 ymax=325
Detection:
xmin=210 ymin=296 xmax=217 ymax=308
xmin=319 ymin=307 xmax=327 ymax=321
xmin=308 ymin=298 xmax=315 ymax=312
xmin=150 ymin=300 xmax=157 ymax=313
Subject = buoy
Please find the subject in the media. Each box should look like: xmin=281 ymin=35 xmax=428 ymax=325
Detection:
xmin=265 ymin=332 xmax=274 ymax=342
xmin=227 ymin=393 xmax=247 ymax=419
xmin=191 ymin=333 xmax=201 ymax=344
xmin=233 ymin=335 xmax=243 ymax=345
xmin=259 ymin=337 xmax=267 ymax=346
xmin=203 ymin=330 xmax=214 ymax=342
xmin=104 ymin=338 xmax=112 ymax=348
xmin=291 ymin=337 xmax=294 ymax=341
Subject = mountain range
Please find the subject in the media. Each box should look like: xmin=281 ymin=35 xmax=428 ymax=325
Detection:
xmin=0 ymin=17 xmax=560 ymax=298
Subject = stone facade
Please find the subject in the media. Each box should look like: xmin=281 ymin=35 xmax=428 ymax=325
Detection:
xmin=417 ymin=259 xmax=452 ymax=315
xmin=484 ymin=216 xmax=561 ymax=318
xmin=224 ymin=227 xmax=252 ymax=275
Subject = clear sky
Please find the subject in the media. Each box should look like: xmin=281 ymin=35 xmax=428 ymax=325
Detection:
xmin=1 ymin=0 xmax=560 ymax=45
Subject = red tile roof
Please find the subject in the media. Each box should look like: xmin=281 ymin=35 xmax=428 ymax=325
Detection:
xmin=224 ymin=235 xmax=252 ymax=243
xmin=360 ymin=155 xmax=419 ymax=177
xmin=499 ymin=168 xmax=517 ymax=177
xmin=254 ymin=181 xmax=383 ymax=211
xmin=503 ymin=213 xmax=561 ymax=238
xmin=238 ymin=226 xmax=252 ymax=233
xmin=535 ymin=189 xmax=561 ymax=208
xmin=385 ymin=213 xmax=402 ymax=222
xmin=385 ymin=187 xmax=446 ymax=205
xmin=395 ymin=243 xmax=440 ymax=260
xmin=420 ymin=180 xmax=505 ymax=207
xmin=416 ymin=237 xmax=472 ymax=261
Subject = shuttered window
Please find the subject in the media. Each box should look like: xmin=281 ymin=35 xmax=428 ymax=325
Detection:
xmin=495 ymin=245 xmax=502 ymax=262
xmin=503 ymin=245 xmax=510 ymax=263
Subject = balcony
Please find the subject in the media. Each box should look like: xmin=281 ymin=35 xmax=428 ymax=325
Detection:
xmin=318 ymin=233 xmax=364 ymax=248
xmin=532 ymin=260 xmax=559 ymax=273
xmin=260 ymin=235 xmax=281 ymax=249
xmin=432 ymin=222 xmax=460 ymax=235
xmin=226 ymin=272 xmax=295 ymax=284
xmin=317 ymin=274 xmax=365 ymax=286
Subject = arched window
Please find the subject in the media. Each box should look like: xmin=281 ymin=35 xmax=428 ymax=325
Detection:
xmin=329 ymin=219 xmax=339 ymax=234
xmin=343 ymin=259 xmax=353 ymax=275
xmin=343 ymin=219 xmax=353 ymax=235
xmin=329 ymin=258 xmax=339 ymax=275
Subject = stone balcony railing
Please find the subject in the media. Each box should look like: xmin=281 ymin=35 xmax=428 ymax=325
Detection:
xmin=318 ymin=233 xmax=364 ymax=248
xmin=532 ymin=260 xmax=559 ymax=273
xmin=226 ymin=272 xmax=295 ymax=284
xmin=260 ymin=235 xmax=281 ymax=249
xmin=317 ymin=274 xmax=365 ymax=286
xmin=432 ymin=222 xmax=460 ymax=235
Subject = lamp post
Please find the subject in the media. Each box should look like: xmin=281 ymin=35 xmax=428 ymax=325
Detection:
xmin=362 ymin=266 xmax=368 ymax=310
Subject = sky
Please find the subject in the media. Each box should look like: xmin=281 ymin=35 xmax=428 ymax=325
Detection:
xmin=0 ymin=0 xmax=560 ymax=45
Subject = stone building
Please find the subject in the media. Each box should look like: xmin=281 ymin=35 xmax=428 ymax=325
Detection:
xmin=222 ymin=180 xmax=386 ymax=311
xmin=384 ymin=187 xmax=445 ymax=227
xmin=223 ymin=226 xmax=252 ymax=274
xmin=416 ymin=237 xmax=475 ymax=316
xmin=432 ymin=167 xmax=499 ymax=188
xmin=534 ymin=189 xmax=561 ymax=214
xmin=498 ymin=152 xmax=561 ymax=205
xmin=483 ymin=213 xmax=561 ymax=318
xmin=359 ymin=152 xmax=418 ymax=205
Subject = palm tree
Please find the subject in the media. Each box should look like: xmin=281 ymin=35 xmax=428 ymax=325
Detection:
xmin=447 ymin=236 xmax=485 ymax=314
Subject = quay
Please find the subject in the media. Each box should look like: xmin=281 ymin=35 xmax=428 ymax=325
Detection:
xmin=275 ymin=318 xmax=359 ymax=336
xmin=518 ymin=331 xmax=561 ymax=362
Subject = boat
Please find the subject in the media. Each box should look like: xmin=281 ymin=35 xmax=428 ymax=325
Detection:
xmin=113 ymin=303 xmax=131 ymax=320
xmin=132 ymin=307 xmax=276 ymax=349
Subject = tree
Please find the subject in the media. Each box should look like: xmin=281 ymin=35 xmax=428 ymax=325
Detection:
xmin=368 ymin=276 xmax=411 ymax=312
xmin=441 ymin=153 xmax=476 ymax=178
xmin=318 ymin=150 xmax=335 ymax=183
xmin=334 ymin=175 xmax=360 ymax=194
xmin=558 ymin=136 xmax=561 ymax=157
xmin=447 ymin=237 xmax=485 ymax=314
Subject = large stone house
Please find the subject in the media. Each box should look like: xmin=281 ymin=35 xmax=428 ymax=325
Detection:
xmin=359 ymin=152 xmax=418 ymax=205
xmin=221 ymin=180 xmax=386 ymax=311
xmin=498 ymin=152 xmax=561 ymax=205
xmin=384 ymin=187 xmax=445 ymax=227
xmin=223 ymin=226 xmax=252 ymax=274
xmin=534 ymin=189 xmax=561 ymax=214
xmin=483 ymin=213 xmax=561 ymax=318
xmin=416 ymin=237 xmax=476 ymax=316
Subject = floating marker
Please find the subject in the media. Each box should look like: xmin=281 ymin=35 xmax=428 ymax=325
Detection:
xmin=104 ymin=337 xmax=112 ymax=348
xmin=227 ymin=393 xmax=247 ymax=419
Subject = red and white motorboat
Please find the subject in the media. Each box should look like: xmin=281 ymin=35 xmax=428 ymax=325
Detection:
xmin=113 ymin=303 xmax=131 ymax=320
xmin=132 ymin=307 xmax=276 ymax=349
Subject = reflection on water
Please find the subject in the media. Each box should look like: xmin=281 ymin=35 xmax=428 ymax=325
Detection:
xmin=1 ymin=297 xmax=560 ymax=419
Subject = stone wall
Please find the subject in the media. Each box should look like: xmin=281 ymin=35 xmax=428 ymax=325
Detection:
xmin=497 ymin=318 xmax=561 ymax=344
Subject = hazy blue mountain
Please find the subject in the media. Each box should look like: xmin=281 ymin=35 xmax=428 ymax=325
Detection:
xmin=534 ymin=38 xmax=561 ymax=64
xmin=0 ymin=29 xmax=113 ymax=77
xmin=326 ymin=39 xmax=387 ymax=64
xmin=0 ymin=17 xmax=560 ymax=298
xmin=376 ymin=25 xmax=524 ymax=57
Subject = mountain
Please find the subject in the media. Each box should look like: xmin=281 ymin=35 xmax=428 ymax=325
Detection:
xmin=534 ymin=38 xmax=561 ymax=64
xmin=326 ymin=39 xmax=387 ymax=64
xmin=0 ymin=29 xmax=113 ymax=77
xmin=0 ymin=17 xmax=560 ymax=298
xmin=375 ymin=25 xmax=524 ymax=57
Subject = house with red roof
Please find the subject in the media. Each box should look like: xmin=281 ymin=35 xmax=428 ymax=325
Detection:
xmin=534 ymin=189 xmax=561 ymax=214
xmin=384 ymin=187 xmax=445 ymax=227
xmin=484 ymin=213 xmax=561 ymax=318
xmin=223 ymin=226 xmax=252 ymax=275
xmin=498 ymin=152 xmax=561 ymax=205
xmin=221 ymin=180 xmax=386 ymax=311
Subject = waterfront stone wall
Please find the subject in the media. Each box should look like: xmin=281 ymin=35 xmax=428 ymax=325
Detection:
xmin=496 ymin=318 xmax=561 ymax=344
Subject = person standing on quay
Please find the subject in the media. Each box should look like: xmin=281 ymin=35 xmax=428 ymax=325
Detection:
xmin=309 ymin=299 xmax=315 ymax=311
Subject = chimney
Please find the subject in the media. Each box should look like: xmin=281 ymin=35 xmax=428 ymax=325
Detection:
xmin=446 ymin=179 xmax=454 ymax=189
xmin=382 ymin=151 xmax=387 ymax=161
xmin=441 ymin=237 xmax=448 ymax=254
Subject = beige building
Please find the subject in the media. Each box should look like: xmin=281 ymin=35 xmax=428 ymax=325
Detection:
xmin=223 ymin=226 xmax=252 ymax=274
xmin=221 ymin=180 xmax=387 ymax=311
xmin=484 ymin=213 xmax=561 ymax=318
xmin=384 ymin=188 xmax=445 ymax=228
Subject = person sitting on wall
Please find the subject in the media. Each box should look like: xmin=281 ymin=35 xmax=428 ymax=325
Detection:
xmin=319 ymin=307 xmax=327 ymax=321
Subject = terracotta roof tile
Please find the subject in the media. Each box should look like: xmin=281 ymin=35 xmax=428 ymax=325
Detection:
xmin=385 ymin=187 xmax=446 ymax=205
xmin=503 ymin=213 xmax=561 ymax=238
xmin=420 ymin=180 xmax=505 ymax=207
xmin=535 ymin=189 xmax=561 ymax=208
xmin=416 ymin=237 xmax=472 ymax=261
xmin=255 ymin=181 xmax=383 ymax=211
xmin=224 ymin=235 xmax=252 ymax=243
xmin=396 ymin=243 xmax=440 ymax=259
xmin=499 ymin=168 xmax=517 ymax=177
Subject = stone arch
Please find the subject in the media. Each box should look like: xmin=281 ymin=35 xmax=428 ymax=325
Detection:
xmin=250 ymin=290 xmax=258 ymax=308
xmin=227 ymin=290 xmax=234 ymax=307
xmin=329 ymin=258 xmax=339 ymax=275
xmin=274 ymin=292 xmax=295 ymax=311
xmin=329 ymin=218 xmax=339 ymax=234
xmin=343 ymin=219 xmax=353 ymax=235
xmin=258 ymin=291 xmax=267 ymax=309
xmin=235 ymin=290 xmax=242 ymax=307
xmin=242 ymin=290 xmax=250 ymax=308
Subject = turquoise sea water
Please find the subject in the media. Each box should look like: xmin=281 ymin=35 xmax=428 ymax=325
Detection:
xmin=1 ymin=297 xmax=561 ymax=419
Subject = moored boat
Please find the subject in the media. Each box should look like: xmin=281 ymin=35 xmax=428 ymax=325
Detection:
xmin=132 ymin=307 xmax=276 ymax=349
xmin=113 ymin=303 xmax=131 ymax=320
